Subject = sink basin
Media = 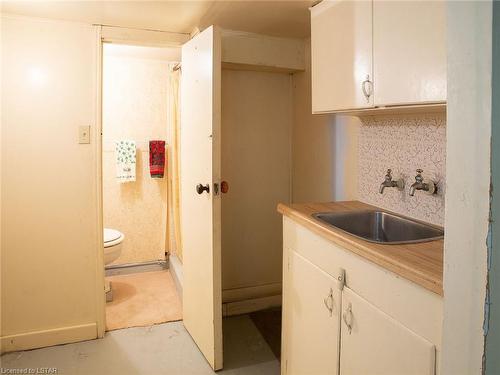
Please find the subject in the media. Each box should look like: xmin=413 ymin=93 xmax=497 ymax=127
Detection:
xmin=312 ymin=210 xmax=444 ymax=244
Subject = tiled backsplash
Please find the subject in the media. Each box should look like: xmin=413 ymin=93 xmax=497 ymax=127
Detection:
xmin=358 ymin=113 xmax=446 ymax=226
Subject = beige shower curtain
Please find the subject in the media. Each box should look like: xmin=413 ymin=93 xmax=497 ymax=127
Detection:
xmin=166 ymin=65 xmax=183 ymax=261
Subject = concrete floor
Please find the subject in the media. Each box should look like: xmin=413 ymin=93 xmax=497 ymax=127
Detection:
xmin=0 ymin=315 xmax=280 ymax=375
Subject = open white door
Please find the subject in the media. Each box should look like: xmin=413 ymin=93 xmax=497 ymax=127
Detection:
xmin=180 ymin=26 xmax=223 ymax=370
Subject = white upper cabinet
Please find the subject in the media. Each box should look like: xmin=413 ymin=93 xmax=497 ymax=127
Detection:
xmin=373 ymin=0 xmax=446 ymax=106
xmin=340 ymin=287 xmax=436 ymax=375
xmin=311 ymin=0 xmax=446 ymax=113
xmin=311 ymin=0 xmax=373 ymax=113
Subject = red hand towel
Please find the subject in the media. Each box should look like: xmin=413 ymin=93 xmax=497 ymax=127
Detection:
xmin=149 ymin=140 xmax=166 ymax=178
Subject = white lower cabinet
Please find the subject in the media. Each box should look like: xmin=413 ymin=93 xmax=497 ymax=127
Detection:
xmin=340 ymin=287 xmax=435 ymax=375
xmin=282 ymin=219 xmax=441 ymax=375
xmin=284 ymin=251 xmax=341 ymax=375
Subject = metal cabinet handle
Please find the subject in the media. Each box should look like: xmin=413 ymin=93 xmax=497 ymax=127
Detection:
xmin=323 ymin=288 xmax=334 ymax=317
xmin=361 ymin=74 xmax=372 ymax=103
xmin=343 ymin=303 xmax=353 ymax=334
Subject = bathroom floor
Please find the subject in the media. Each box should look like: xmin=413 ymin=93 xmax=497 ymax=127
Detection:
xmin=105 ymin=270 xmax=182 ymax=331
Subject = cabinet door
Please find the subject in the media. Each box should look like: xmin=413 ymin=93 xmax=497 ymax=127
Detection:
xmin=311 ymin=0 xmax=373 ymax=113
xmin=283 ymin=250 xmax=341 ymax=375
xmin=340 ymin=287 xmax=435 ymax=375
xmin=373 ymin=0 xmax=446 ymax=106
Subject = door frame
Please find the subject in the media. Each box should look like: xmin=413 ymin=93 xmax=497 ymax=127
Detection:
xmin=94 ymin=25 xmax=189 ymax=336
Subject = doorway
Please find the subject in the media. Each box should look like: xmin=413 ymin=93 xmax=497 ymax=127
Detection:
xmin=100 ymin=42 xmax=182 ymax=331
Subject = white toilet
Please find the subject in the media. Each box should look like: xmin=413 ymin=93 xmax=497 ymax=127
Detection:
xmin=104 ymin=228 xmax=124 ymax=301
xmin=104 ymin=228 xmax=124 ymax=265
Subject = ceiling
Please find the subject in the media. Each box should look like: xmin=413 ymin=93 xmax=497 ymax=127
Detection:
xmin=0 ymin=1 xmax=314 ymax=38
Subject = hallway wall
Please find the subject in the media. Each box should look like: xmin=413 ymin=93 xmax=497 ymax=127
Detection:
xmin=1 ymin=15 xmax=102 ymax=351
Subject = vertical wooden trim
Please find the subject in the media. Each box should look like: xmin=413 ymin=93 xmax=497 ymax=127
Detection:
xmin=94 ymin=25 xmax=106 ymax=338
xmin=211 ymin=25 xmax=223 ymax=371
xmin=288 ymin=73 xmax=294 ymax=203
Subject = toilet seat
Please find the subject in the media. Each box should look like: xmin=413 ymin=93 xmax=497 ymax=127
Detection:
xmin=104 ymin=228 xmax=124 ymax=248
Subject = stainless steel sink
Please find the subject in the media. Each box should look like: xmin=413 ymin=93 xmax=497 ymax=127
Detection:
xmin=312 ymin=210 xmax=444 ymax=244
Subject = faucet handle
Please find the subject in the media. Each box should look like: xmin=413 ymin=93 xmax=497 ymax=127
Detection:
xmin=415 ymin=169 xmax=424 ymax=182
xmin=385 ymin=169 xmax=393 ymax=180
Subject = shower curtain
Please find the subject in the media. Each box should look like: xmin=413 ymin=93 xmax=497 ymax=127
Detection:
xmin=166 ymin=65 xmax=183 ymax=261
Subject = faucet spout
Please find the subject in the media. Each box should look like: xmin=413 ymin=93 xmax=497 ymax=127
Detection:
xmin=409 ymin=184 xmax=417 ymax=197
xmin=409 ymin=169 xmax=437 ymax=196
xmin=379 ymin=169 xmax=404 ymax=194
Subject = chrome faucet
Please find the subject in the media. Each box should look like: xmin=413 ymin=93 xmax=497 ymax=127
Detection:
xmin=379 ymin=169 xmax=404 ymax=194
xmin=409 ymin=169 xmax=437 ymax=196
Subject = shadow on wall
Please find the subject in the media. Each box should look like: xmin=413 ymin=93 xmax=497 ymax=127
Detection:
xmin=334 ymin=115 xmax=360 ymax=201
xmin=291 ymin=40 xmax=360 ymax=204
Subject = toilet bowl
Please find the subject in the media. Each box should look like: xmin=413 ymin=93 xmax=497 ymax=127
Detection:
xmin=104 ymin=228 xmax=124 ymax=302
xmin=104 ymin=228 xmax=124 ymax=265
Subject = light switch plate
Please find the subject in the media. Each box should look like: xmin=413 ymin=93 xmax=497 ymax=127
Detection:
xmin=79 ymin=125 xmax=91 ymax=144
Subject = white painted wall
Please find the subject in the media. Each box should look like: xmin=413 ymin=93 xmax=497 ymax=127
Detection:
xmin=333 ymin=115 xmax=359 ymax=201
xmin=441 ymin=1 xmax=493 ymax=374
xmin=1 ymin=15 xmax=103 ymax=351
xmin=221 ymin=69 xmax=291 ymax=295
xmin=291 ymin=40 xmax=358 ymax=203
xmin=221 ymin=29 xmax=305 ymax=72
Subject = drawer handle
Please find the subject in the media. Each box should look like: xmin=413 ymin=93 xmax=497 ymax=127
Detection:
xmin=323 ymin=288 xmax=334 ymax=317
xmin=343 ymin=303 xmax=353 ymax=334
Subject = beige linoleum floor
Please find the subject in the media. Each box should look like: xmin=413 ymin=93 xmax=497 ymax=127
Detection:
xmin=105 ymin=270 xmax=182 ymax=331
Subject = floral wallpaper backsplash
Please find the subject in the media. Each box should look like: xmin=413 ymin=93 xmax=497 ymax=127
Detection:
xmin=358 ymin=113 xmax=446 ymax=226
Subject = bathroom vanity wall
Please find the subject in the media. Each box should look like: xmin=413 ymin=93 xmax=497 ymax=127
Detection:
xmin=103 ymin=44 xmax=178 ymax=264
xmin=358 ymin=113 xmax=447 ymax=226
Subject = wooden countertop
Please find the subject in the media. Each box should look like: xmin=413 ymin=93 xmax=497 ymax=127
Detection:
xmin=278 ymin=201 xmax=444 ymax=296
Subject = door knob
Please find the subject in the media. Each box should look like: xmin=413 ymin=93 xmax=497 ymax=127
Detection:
xmin=196 ymin=184 xmax=210 ymax=194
